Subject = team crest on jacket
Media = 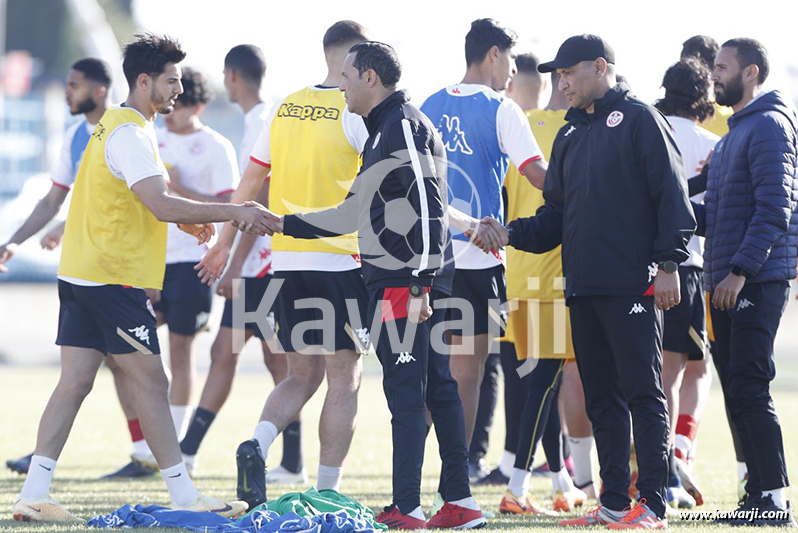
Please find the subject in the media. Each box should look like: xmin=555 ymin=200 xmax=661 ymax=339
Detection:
xmin=606 ymin=110 xmax=624 ymax=128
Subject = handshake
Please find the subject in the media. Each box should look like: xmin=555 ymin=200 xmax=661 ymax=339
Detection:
xmin=231 ymin=201 xmax=284 ymax=236
xmin=466 ymin=217 xmax=510 ymax=253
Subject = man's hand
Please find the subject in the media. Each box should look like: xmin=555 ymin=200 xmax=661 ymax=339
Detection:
xmin=177 ymin=223 xmax=216 ymax=245
xmin=712 ymin=272 xmax=746 ymax=310
xmin=469 ymin=217 xmax=509 ymax=253
xmin=0 ymin=243 xmax=17 ymax=273
xmin=216 ymin=265 xmax=241 ymax=300
xmin=654 ymin=270 xmax=681 ymax=311
xmin=408 ymin=291 xmax=433 ymax=324
xmin=40 ymin=227 xmax=63 ymax=250
xmin=195 ymin=243 xmax=232 ymax=286
xmin=696 ymin=148 xmax=713 ymax=173
xmin=144 ymin=288 xmax=161 ymax=304
xmin=230 ymin=202 xmax=283 ymax=235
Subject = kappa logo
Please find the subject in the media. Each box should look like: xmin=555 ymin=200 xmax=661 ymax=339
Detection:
xmin=356 ymin=327 xmax=370 ymax=347
xmin=195 ymin=311 xmax=210 ymax=330
xmin=629 ymin=303 xmax=647 ymax=314
xmin=277 ymin=102 xmax=340 ymax=121
xmin=564 ymin=125 xmax=576 ymax=137
xmin=737 ymin=299 xmax=755 ymax=311
xmin=607 ymin=110 xmax=624 ymax=128
xmin=395 ymin=352 xmax=416 ymax=365
xmin=128 ymin=325 xmax=151 ymax=345
xmin=647 ymin=262 xmax=659 ymax=283
xmin=439 ymin=115 xmax=474 ymax=155
xmin=372 ymin=132 xmax=382 ymax=149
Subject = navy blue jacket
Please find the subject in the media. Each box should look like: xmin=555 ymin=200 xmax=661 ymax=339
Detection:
xmin=702 ymin=90 xmax=798 ymax=290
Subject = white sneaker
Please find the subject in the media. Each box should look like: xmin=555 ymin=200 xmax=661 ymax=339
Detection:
xmin=12 ymin=496 xmax=82 ymax=523
xmin=183 ymin=454 xmax=197 ymax=477
xmin=265 ymin=465 xmax=308 ymax=485
xmin=173 ymin=492 xmax=248 ymax=518
xmin=131 ymin=451 xmax=159 ymax=470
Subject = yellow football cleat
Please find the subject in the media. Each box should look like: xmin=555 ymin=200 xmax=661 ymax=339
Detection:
xmin=173 ymin=492 xmax=248 ymax=518
xmin=499 ymin=490 xmax=559 ymax=517
xmin=12 ymin=497 xmax=82 ymax=523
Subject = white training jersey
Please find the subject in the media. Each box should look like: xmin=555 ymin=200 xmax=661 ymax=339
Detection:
xmin=666 ymin=116 xmax=720 ymax=270
xmin=157 ymin=126 xmax=239 ymax=264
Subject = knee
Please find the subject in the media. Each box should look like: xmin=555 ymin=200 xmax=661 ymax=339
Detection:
xmin=210 ymin=340 xmax=237 ymax=368
xmin=59 ymin=374 xmax=95 ymax=399
xmin=728 ymin=375 xmax=769 ymax=410
xmin=288 ymin=362 xmax=325 ymax=396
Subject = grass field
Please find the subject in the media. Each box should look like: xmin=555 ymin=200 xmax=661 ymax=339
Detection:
xmin=0 ymin=363 xmax=796 ymax=532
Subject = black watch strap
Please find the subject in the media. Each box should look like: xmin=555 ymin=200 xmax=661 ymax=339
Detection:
xmin=731 ymin=265 xmax=750 ymax=278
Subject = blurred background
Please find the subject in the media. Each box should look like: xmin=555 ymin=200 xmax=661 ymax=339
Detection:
xmin=1 ymin=0 xmax=797 ymax=371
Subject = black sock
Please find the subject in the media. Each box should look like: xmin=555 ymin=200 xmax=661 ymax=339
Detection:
xmin=668 ymin=446 xmax=679 ymax=483
xmin=280 ymin=420 xmax=303 ymax=473
xmin=179 ymin=407 xmax=216 ymax=456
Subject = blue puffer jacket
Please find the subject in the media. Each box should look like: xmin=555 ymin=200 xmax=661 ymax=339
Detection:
xmin=703 ymin=90 xmax=798 ymax=290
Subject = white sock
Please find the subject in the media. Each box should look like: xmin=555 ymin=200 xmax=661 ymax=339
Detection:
xmin=568 ymin=437 xmax=595 ymax=487
xmin=132 ymin=439 xmax=152 ymax=457
xmin=20 ymin=455 xmax=56 ymax=500
xmin=317 ymin=464 xmax=343 ymax=491
xmin=170 ymin=405 xmax=194 ymax=441
xmin=674 ymin=434 xmax=692 ymax=459
xmin=737 ymin=462 xmax=748 ymax=481
xmin=499 ymin=450 xmax=515 ymax=478
xmin=407 ymin=506 xmax=426 ymax=520
xmin=763 ymin=488 xmax=787 ymax=510
xmin=161 ymin=462 xmax=198 ymax=507
xmin=508 ymin=468 xmax=531 ymax=498
xmin=448 ymin=496 xmax=480 ymax=510
xmin=253 ymin=421 xmax=279 ymax=462
xmin=550 ymin=467 xmax=575 ymax=493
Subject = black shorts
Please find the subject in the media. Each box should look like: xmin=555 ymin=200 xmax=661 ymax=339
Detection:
xmin=220 ymin=275 xmax=275 ymax=340
xmin=151 ymin=262 xmax=212 ymax=336
xmin=450 ymin=265 xmax=507 ymax=336
xmin=56 ymin=280 xmax=161 ymax=355
xmin=663 ymin=266 xmax=706 ymax=360
xmin=273 ymin=269 xmax=369 ymax=354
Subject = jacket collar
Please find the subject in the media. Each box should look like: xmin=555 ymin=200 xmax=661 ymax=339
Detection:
xmin=364 ymin=90 xmax=409 ymax=135
xmin=565 ymin=83 xmax=629 ymax=124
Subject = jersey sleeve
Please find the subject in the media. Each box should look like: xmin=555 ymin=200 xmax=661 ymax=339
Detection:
xmin=105 ymin=125 xmax=166 ymax=189
xmin=212 ymin=138 xmax=240 ymax=196
xmin=497 ymin=98 xmax=544 ymax=171
xmin=249 ymin=99 xmax=281 ymax=169
xmin=50 ymin=122 xmax=80 ymax=190
xmin=342 ymin=107 xmax=369 ymax=152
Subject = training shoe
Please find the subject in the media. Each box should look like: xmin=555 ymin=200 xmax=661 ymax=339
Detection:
xmin=674 ymin=456 xmax=703 ymax=506
xmin=748 ymin=496 xmax=797 ymax=527
xmin=475 ymin=467 xmax=509 ymax=486
xmin=12 ymin=497 xmax=82 ymax=523
xmin=6 ymin=453 xmax=33 ymax=475
xmin=559 ymin=504 xmax=627 ymax=526
xmin=427 ymin=502 xmax=486 ymax=529
xmin=499 ymin=491 xmax=558 ymax=517
xmin=606 ymin=499 xmax=667 ymax=529
xmin=429 ymin=492 xmax=445 ymax=517
xmin=173 ymin=492 xmax=248 ymax=518
xmin=376 ymin=504 xmax=427 ymax=529
xmin=265 ymin=465 xmax=309 ymax=485
xmin=737 ymin=472 xmax=748 ymax=502
xmin=130 ymin=451 xmax=159 ymax=471
xmin=101 ymin=461 xmax=156 ymax=479
xmin=552 ymin=487 xmax=587 ymax=512
xmin=468 ymin=459 xmax=489 ymax=481
xmin=236 ymin=439 xmax=267 ymax=511
xmin=666 ymin=484 xmax=696 ymax=509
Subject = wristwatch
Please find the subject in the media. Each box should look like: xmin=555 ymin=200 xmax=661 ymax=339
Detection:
xmin=409 ymin=283 xmax=424 ymax=297
xmin=659 ymin=260 xmax=678 ymax=274
xmin=730 ymin=265 xmax=751 ymax=278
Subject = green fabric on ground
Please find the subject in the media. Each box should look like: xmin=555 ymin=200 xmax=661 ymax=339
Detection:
xmin=249 ymin=487 xmax=387 ymax=530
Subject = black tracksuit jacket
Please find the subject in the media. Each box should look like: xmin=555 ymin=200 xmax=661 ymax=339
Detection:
xmin=283 ymin=90 xmax=454 ymax=295
xmin=507 ymin=84 xmax=696 ymax=300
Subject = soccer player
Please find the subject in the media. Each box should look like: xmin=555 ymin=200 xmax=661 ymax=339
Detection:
xmin=123 ymin=67 xmax=239 ymax=469
xmin=196 ymin=21 xmax=371 ymax=510
xmin=419 ymin=18 xmax=547 ymax=455
xmin=0 ymin=58 xmax=157 ymax=480
xmin=680 ymin=35 xmax=732 ymax=137
xmin=654 ymin=58 xmax=719 ymax=510
xmin=497 ymin=53 xmax=587 ymax=515
xmin=178 ymin=45 xmax=305 ymax=484
xmin=273 ymin=40 xmax=485 ymax=530
xmin=10 ymin=33 xmax=273 ymax=522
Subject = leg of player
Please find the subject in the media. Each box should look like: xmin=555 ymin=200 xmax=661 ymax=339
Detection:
xmin=262 ymin=345 xmax=306 ymax=485
xmin=662 ymin=350 xmax=695 ymax=509
xmin=448 ymin=333 xmax=491 ymax=444
xmin=468 ymin=353 xmax=499 ymax=480
xmin=168 ymin=331 xmax=197 ymax=443
xmin=13 ymin=346 xmax=104 ymax=523
xmin=562 ymin=361 xmax=598 ymax=500
xmin=677 ymin=359 xmax=712 ymax=461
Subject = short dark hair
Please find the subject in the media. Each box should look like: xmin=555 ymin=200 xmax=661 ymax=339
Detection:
xmin=71 ymin=58 xmax=112 ymax=87
xmin=323 ymin=20 xmax=368 ymax=51
xmin=654 ymin=58 xmax=714 ymax=123
xmin=349 ymin=41 xmax=401 ymax=89
xmin=122 ymin=33 xmax=186 ymax=90
xmin=722 ymin=37 xmax=769 ymax=84
xmin=465 ymin=18 xmax=517 ymax=66
xmin=515 ymin=52 xmax=540 ymax=76
xmin=224 ymin=44 xmax=266 ymax=86
xmin=681 ymin=35 xmax=719 ymax=70
xmin=176 ymin=67 xmax=214 ymax=107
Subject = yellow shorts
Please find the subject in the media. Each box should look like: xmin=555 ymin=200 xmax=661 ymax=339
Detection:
xmin=504 ymin=300 xmax=575 ymax=360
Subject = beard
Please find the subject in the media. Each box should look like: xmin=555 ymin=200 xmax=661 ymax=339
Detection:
xmin=151 ymin=86 xmax=174 ymax=114
xmin=71 ymin=95 xmax=97 ymax=115
xmin=715 ymin=73 xmax=745 ymax=107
